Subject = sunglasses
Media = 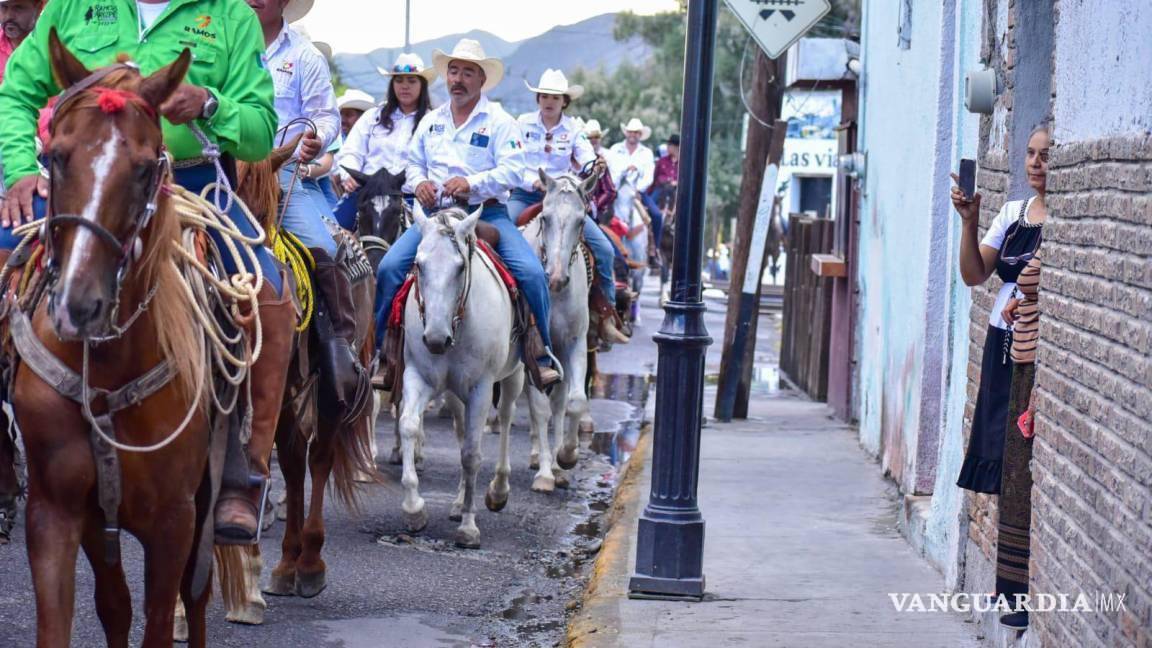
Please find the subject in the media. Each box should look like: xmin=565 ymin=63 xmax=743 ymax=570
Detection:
xmin=544 ymin=132 xmax=554 ymax=153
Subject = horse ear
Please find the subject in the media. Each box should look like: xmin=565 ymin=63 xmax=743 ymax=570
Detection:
xmin=269 ymin=134 xmax=303 ymax=171
xmin=342 ymin=166 xmax=370 ymax=186
xmin=410 ymin=199 xmax=429 ymax=229
xmin=455 ymin=206 xmax=483 ymax=237
xmin=580 ymin=169 xmax=599 ymax=196
xmin=538 ymin=168 xmax=555 ymax=193
xmin=48 ymin=28 xmax=92 ymax=89
xmin=138 ymin=48 xmax=192 ymax=109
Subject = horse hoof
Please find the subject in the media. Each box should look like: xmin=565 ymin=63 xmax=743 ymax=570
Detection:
xmin=388 ymin=448 xmax=402 ymax=465
xmin=225 ymin=601 xmax=266 ymax=625
xmin=405 ymin=509 xmax=428 ymax=533
xmin=555 ymin=472 xmax=571 ymax=489
xmin=454 ymin=527 xmax=481 ymax=549
xmin=531 ymin=475 xmax=555 ymax=493
xmin=263 ymin=569 xmax=296 ymax=597
xmin=485 ymin=490 xmax=508 ymax=512
xmin=173 ymin=616 xmax=189 ymax=643
xmin=294 ymin=570 xmax=327 ymax=599
xmin=556 ymin=448 xmax=579 ymax=470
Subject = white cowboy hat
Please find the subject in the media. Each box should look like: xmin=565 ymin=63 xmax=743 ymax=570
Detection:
xmin=620 ymin=118 xmax=652 ymax=141
xmin=377 ymin=52 xmax=438 ymax=83
xmin=336 ymin=89 xmax=375 ymax=113
xmin=431 ymin=38 xmax=504 ymax=92
xmin=284 ymin=0 xmax=313 ymax=23
xmin=583 ymin=119 xmax=609 ymax=138
xmin=312 ymin=41 xmax=333 ymax=60
xmin=524 ymin=68 xmax=584 ymax=101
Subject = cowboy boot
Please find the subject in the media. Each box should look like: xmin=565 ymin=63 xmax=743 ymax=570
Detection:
xmin=214 ymin=279 xmax=296 ymax=543
xmin=310 ymin=248 xmax=368 ymax=412
xmin=589 ymin=284 xmax=630 ymax=345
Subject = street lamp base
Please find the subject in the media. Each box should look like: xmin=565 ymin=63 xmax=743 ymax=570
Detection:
xmin=627 ymin=575 xmax=706 ymax=601
xmin=628 ymin=516 xmax=706 ymax=599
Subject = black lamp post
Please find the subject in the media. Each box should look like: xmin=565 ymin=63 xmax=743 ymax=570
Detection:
xmin=627 ymin=0 xmax=717 ymax=601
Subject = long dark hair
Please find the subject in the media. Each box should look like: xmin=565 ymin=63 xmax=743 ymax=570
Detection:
xmin=379 ymin=76 xmax=431 ymax=134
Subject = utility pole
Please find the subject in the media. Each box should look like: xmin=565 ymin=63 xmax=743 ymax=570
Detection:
xmin=627 ymin=0 xmax=716 ymax=602
xmin=404 ymin=0 xmax=411 ymax=51
xmin=714 ymin=49 xmax=787 ymax=420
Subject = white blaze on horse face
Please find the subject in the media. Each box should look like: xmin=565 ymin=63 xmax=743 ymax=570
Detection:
xmin=415 ymin=233 xmax=466 ymax=351
xmin=543 ymin=179 xmax=583 ymax=289
xmin=61 ymin=123 xmax=121 ymax=290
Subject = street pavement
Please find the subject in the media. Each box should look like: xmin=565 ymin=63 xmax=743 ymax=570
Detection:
xmin=0 ymin=275 xmax=693 ymax=647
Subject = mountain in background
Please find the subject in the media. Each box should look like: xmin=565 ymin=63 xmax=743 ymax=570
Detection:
xmin=332 ymin=13 xmax=651 ymax=116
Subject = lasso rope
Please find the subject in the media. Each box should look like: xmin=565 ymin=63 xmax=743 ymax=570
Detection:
xmin=267 ymin=225 xmax=315 ymax=332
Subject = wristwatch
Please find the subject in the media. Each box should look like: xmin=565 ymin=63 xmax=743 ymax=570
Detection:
xmin=200 ymin=89 xmax=219 ymax=120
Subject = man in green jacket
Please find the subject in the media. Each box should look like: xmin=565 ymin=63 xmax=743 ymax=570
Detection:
xmin=0 ymin=0 xmax=296 ymax=543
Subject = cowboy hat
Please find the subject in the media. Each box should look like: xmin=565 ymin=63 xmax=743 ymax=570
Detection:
xmin=377 ymin=52 xmax=437 ymax=83
xmin=524 ymin=69 xmax=584 ymax=101
xmin=432 ymin=38 xmax=504 ymax=92
xmin=583 ymin=119 xmax=609 ymax=138
xmin=337 ymin=89 xmax=375 ymax=113
xmin=620 ymin=118 xmax=651 ymax=141
xmin=312 ymin=41 xmax=333 ymax=60
xmin=284 ymin=0 xmax=313 ymax=23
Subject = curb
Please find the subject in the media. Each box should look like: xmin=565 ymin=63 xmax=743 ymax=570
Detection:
xmin=565 ymin=426 xmax=652 ymax=648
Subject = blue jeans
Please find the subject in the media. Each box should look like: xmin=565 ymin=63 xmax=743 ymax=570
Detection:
xmin=279 ymin=164 xmax=336 ymax=256
xmin=315 ymin=175 xmax=339 ymax=209
xmin=507 ymin=188 xmax=616 ymax=302
xmin=0 ymin=166 xmax=281 ymax=293
xmin=333 ymin=189 xmax=359 ymax=231
xmin=374 ymin=203 xmax=551 ymax=352
xmin=641 ymin=191 xmax=665 ymax=247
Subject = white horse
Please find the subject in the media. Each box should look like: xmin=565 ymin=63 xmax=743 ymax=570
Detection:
xmin=521 ymin=170 xmax=596 ymax=491
xmin=396 ymin=204 xmax=524 ymax=548
xmin=614 ymin=168 xmax=650 ymax=321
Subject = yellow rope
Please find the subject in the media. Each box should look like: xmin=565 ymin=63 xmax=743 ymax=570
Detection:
xmin=266 ymin=225 xmax=315 ymax=331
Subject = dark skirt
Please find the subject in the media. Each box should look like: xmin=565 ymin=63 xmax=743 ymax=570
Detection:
xmin=957 ymin=325 xmax=1013 ymax=494
xmin=995 ymin=363 xmax=1036 ymax=597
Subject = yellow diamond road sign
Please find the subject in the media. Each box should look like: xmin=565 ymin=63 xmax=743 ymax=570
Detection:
xmin=724 ymin=0 xmax=832 ymax=59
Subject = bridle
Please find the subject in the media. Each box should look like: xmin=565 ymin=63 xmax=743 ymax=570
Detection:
xmin=537 ymin=175 xmax=591 ymax=272
xmin=414 ymin=211 xmax=475 ymax=345
xmin=43 ymin=64 xmax=170 ymax=331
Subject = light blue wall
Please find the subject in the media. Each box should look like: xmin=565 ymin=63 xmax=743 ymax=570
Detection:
xmin=857 ymin=0 xmax=983 ymax=586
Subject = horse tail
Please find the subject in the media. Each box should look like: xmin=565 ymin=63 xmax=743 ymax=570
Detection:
xmin=327 ymin=338 xmax=386 ymax=513
xmin=213 ymin=545 xmax=250 ymax=613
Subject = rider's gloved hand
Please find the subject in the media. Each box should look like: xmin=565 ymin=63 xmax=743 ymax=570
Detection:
xmin=1 ymin=174 xmax=47 ymax=228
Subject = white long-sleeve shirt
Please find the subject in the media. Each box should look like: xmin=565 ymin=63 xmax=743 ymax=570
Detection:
xmin=336 ymin=106 xmax=420 ymax=179
xmin=405 ymin=96 xmax=526 ymax=203
xmin=264 ymin=23 xmax=340 ymax=152
xmin=609 ymin=141 xmax=655 ymax=192
xmin=516 ymin=111 xmax=596 ymax=189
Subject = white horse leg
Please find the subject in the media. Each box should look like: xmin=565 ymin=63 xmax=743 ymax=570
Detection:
xmin=454 ymin=385 xmax=490 ymax=549
xmin=487 ymin=368 xmax=523 ymax=511
xmin=225 ymin=546 xmax=266 ymax=625
xmin=558 ymin=346 xmax=587 ymax=469
xmin=446 ymin=395 xmax=467 ymax=522
xmin=398 ymin=375 xmax=433 ymax=532
xmin=527 ymin=385 xmax=556 ymax=493
xmin=173 ymin=597 xmax=188 ymax=643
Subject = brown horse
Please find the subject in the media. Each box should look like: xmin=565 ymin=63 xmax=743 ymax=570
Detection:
xmin=234 ymin=146 xmax=380 ymax=602
xmin=4 ymin=35 xmax=247 ymax=647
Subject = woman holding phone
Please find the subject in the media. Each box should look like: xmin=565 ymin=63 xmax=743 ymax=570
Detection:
xmin=951 ymin=125 xmax=1050 ymax=494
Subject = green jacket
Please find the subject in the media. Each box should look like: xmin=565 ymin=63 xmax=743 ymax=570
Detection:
xmin=0 ymin=0 xmax=275 ymax=188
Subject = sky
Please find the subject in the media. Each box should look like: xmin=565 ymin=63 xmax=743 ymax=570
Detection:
xmin=295 ymin=0 xmax=680 ymax=55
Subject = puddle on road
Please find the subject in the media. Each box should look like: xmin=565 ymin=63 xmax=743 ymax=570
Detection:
xmin=587 ymin=373 xmax=651 ymax=472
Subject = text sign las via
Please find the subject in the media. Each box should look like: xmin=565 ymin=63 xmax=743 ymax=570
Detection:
xmin=724 ymin=0 xmax=832 ymax=59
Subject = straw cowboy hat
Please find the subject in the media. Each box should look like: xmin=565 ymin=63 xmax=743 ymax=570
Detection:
xmin=432 ymin=38 xmax=504 ymax=92
xmin=336 ymin=89 xmax=375 ymax=113
xmin=583 ymin=119 xmax=610 ymax=138
xmin=524 ymin=69 xmax=584 ymax=100
xmin=377 ymin=52 xmax=438 ymax=83
xmin=312 ymin=41 xmax=333 ymax=60
xmin=284 ymin=0 xmax=313 ymax=23
xmin=620 ymin=118 xmax=652 ymax=141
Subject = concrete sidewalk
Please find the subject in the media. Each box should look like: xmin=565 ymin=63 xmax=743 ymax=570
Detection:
xmin=568 ymin=385 xmax=983 ymax=647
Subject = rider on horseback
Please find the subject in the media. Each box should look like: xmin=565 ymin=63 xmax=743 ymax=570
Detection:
xmin=506 ymin=69 xmax=629 ymax=346
xmin=0 ymin=0 xmax=298 ymax=544
xmin=248 ymin=0 xmax=369 ymax=416
xmin=374 ymin=39 xmax=562 ymax=391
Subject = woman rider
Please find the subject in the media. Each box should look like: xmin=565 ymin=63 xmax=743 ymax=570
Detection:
xmin=332 ymin=52 xmax=434 ymax=231
xmin=507 ymin=69 xmax=628 ymax=345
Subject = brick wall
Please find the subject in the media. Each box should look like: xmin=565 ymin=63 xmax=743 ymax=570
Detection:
xmin=1029 ymin=134 xmax=1152 ymax=648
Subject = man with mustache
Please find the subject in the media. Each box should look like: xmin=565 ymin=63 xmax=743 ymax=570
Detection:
xmin=0 ymin=0 xmax=41 ymax=81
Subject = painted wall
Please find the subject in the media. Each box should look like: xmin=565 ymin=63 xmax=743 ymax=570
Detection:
xmin=856 ymin=0 xmax=983 ymax=582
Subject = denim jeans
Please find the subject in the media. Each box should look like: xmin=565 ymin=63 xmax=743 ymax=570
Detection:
xmin=0 ymin=165 xmax=281 ymax=293
xmin=640 ymin=191 xmax=665 ymax=247
xmin=332 ymin=189 xmax=359 ymax=231
xmin=279 ymin=163 xmax=336 ymax=255
xmin=314 ymin=175 xmax=339 ymax=209
xmin=507 ymin=188 xmax=616 ymax=302
xmin=374 ymin=203 xmax=551 ymax=351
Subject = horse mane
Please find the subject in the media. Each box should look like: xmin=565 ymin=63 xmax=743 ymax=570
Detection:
xmin=235 ymin=159 xmax=281 ymax=230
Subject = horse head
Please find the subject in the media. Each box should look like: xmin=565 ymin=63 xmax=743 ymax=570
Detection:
xmin=537 ymin=169 xmax=595 ymax=292
xmin=344 ymin=167 xmax=407 ymax=245
xmin=410 ymin=201 xmax=482 ymax=354
xmin=43 ymin=29 xmax=189 ymax=340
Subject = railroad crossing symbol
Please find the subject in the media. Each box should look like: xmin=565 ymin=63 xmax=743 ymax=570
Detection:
xmin=724 ymin=0 xmax=832 ymax=59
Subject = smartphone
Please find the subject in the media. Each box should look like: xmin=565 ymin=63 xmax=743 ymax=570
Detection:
xmin=958 ymin=158 xmax=976 ymax=200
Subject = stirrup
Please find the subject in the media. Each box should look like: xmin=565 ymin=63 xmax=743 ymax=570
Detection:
xmin=214 ymin=476 xmax=270 ymax=546
xmin=544 ymin=347 xmax=565 ymax=384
